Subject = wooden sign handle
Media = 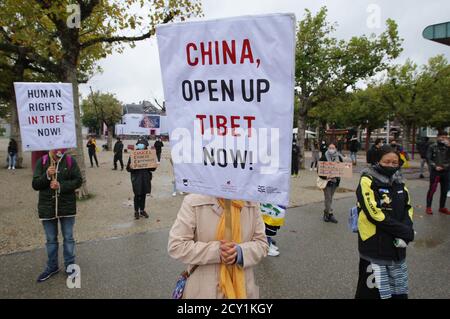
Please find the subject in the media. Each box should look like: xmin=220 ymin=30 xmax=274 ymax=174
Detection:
xmin=224 ymin=199 xmax=232 ymax=242
xmin=223 ymin=199 xmax=234 ymax=273
xmin=50 ymin=156 xmax=56 ymax=181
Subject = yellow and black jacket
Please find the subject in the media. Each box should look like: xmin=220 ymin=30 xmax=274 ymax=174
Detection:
xmin=356 ymin=168 xmax=414 ymax=262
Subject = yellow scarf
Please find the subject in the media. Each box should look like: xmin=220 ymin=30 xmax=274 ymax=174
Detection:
xmin=216 ymin=198 xmax=247 ymax=299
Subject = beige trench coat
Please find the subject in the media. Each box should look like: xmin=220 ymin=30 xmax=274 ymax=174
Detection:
xmin=168 ymin=194 xmax=268 ymax=299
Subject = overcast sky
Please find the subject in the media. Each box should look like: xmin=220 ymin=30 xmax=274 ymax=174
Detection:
xmin=79 ymin=0 xmax=450 ymax=105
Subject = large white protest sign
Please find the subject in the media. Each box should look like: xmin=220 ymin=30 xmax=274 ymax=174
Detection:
xmin=14 ymin=82 xmax=77 ymax=152
xmin=157 ymin=14 xmax=295 ymax=205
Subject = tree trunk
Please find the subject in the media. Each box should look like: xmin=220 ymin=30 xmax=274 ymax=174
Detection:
xmin=9 ymin=57 xmax=26 ymax=168
xmin=411 ymin=123 xmax=416 ymax=160
xmin=65 ymin=61 xmax=89 ymax=197
xmin=296 ymin=96 xmax=309 ymax=170
xmin=403 ymin=124 xmax=411 ymax=153
xmin=9 ymin=98 xmax=23 ymax=168
xmin=107 ymin=125 xmax=113 ymax=151
xmin=365 ymin=128 xmax=371 ymax=152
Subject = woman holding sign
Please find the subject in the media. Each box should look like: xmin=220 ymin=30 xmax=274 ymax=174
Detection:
xmin=126 ymin=137 xmax=156 ymax=220
xmin=168 ymin=195 xmax=268 ymax=298
xmin=318 ymin=143 xmax=344 ymax=224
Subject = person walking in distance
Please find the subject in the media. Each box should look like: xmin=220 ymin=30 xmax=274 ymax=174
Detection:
xmin=349 ymin=136 xmax=360 ymax=166
xmin=86 ymin=136 xmax=99 ymax=168
xmin=154 ymin=136 xmax=164 ymax=163
xmin=291 ymin=139 xmax=299 ymax=177
xmin=113 ymin=137 xmax=124 ymax=171
xmin=367 ymin=138 xmax=384 ymax=166
xmin=7 ymin=138 xmax=18 ymax=170
xmin=310 ymin=141 xmax=320 ymax=171
xmin=425 ymin=131 xmax=450 ymax=215
xmin=417 ymin=137 xmax=430 ymax=179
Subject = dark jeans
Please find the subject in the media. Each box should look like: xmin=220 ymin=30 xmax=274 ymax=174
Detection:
xmin=89 ymin=152 xmax=98 ymax=167
xmin=426 ymin=169 xmax=449 ymax=209
xmin=113 ymin=154 xmax=124 ymax=169
xmin=291 ymin=158 xmax=299 ymax=175
xmin=42 ymin=217 xmax=75 ymax=271
xmin=156 ymin=151 xmax=162 ymax=162
xmin=134 ymin=194 xmax=146 ymax=212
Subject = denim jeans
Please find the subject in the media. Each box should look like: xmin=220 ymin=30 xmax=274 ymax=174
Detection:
xmin=134 ymin=194 xmax=146 ymax=212
xmin=42 ymin=217 xmax=75 ymax=270
xmin=323 ymin=183 xmax=338 ymax=213
xmin=8 ymin=153 xmax=16 ymax=168
xmin=350 ymin=152 xmax=357 ymax=163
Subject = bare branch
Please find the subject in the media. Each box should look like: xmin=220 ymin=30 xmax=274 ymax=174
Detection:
xmin=80 ymin=12 xmax=176 ymax=49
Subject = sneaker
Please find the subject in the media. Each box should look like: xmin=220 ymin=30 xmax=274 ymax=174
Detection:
xmin=12 ymin=167 xmax=15 ymax=170
xmin=268 ymin=245 xmax=280 ymax=257
xmin=7 ymin=167 xmax=11 ymax=170
xmin=270 ymin=243 xmax=279 ymax=251
xmin=172 ymin=192 xmax=177 ymax=197
xmin=439 ymin=208 xmax=450 ymax=215
xmin=328 ymin=214 xmax=338 ymax=223
xmin=134 ymin=211 xmax=140 ymax=220
xmin=323 ymin=212 xmax=338 ymax=223
xmin=179 ymin=192 xmax=185 ymax=195
xmin=37 ymin=268 xmax=59 ymax=282
xmin=140 ymin=210 xmax=149 ymax=218
xmin=419 ymin=174 xmax=424 ymax=179
xmin=310 ymin=168 xmax=313 ymax=171
xmin=112 ymin=168 xmax=117 ymax=170
xmin=426 ymin=207 xmax=433 ymax=215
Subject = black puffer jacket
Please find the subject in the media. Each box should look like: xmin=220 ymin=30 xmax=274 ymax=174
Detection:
xmin=126 ymin=157 xmax=156 ymax=195
xmin=32 ymin=154 xmax=83 ymax=220
xmin=427 ymin=142 xmax=450 ymax=171
xmin=356 ymin=168 xmax=414 ymax=262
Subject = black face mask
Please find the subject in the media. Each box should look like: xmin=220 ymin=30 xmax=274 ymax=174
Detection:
xmin=374 ymin=163 xmax=400 ymax=177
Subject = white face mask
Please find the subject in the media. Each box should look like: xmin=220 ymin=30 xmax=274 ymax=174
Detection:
xmin=328 ymin=149 xmax=336 ymax=154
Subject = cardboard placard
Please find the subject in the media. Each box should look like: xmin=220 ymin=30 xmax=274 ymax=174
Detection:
xmin=318 ymin=161 xmax=353 ymax=178
xmin=130 ymin=149 xmax=158 ymax=169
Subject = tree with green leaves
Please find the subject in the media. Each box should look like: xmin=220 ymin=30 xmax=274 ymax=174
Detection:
xmin=417 ymin=55 xmax=450 ymax=131
xmin=377 ymin=55 xmax=449 ymax=153
xmin=81 ymin=91 xmax=123 ymax=151
xmin=379 ymin=60 xmax=425 ymax=152
xmin=295 ymin=7 xmax=402 ymax=168
xmin=0 ymin=0 xmax=202 ymax=196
